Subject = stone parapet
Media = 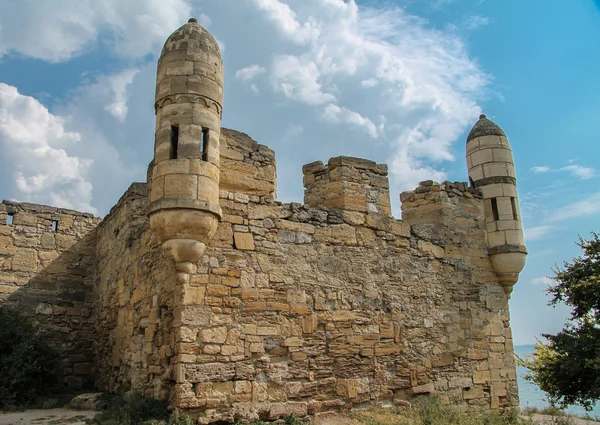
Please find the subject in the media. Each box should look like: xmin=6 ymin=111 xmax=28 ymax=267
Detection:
xmin=219 ymin=128 xmax=276 ymax=198
xmin=303 ymin=156 xmax=391 ymax=216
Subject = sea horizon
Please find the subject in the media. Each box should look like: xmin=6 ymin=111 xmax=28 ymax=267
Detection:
xmin=515 ymin=344 xmax=599 ymax=419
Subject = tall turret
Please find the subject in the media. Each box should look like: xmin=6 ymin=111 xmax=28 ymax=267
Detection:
xmin=148 ymin=18 xmax=223 ymax=270
xmin=466 ymin=114 xmax=527 ymax=296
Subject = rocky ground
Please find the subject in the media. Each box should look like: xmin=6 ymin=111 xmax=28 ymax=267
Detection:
xmin=0 ymin=408 xmax=96 ymax=425
xmin=0 ymin=408 xmax=597 ymax=425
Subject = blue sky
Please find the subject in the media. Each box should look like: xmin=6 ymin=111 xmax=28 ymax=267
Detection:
xmin=0 ymin=0 xmax=598 ymax=345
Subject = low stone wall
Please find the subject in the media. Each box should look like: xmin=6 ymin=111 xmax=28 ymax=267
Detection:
xmin=0 ymin=201 xmax=101 ymax=388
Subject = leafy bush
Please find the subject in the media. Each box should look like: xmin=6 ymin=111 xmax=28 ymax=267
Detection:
xmin=0 ymin=306 xmax=65 ymax=409
xmin=93 ymin=394 xmax=171 ymax=425
xmin=166 ymin=414 xmax=196 ymax=425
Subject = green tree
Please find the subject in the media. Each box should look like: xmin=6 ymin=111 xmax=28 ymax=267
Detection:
xmin=0 ymin=306 xmax=65 ymax=409
xmin=522 ymin=232 xmax=600 ymax=410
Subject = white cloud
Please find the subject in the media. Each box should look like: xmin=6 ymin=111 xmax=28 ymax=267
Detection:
xmin=361 ymin=79 xmax=378 ymax=88
xmin=560 ymin=165 xmax=595 ymax=180
xmin=530 ymin=164 xmax=595 ymax=179
xmin=235 ymin=65 xmax=266 ymax=81
xmin=531 ymin=276 xmax=553 ymax=287
xmin=105 ymin=68 xmax=140 ymax=121
xmin=253 ymin=0 xmax=488 ymax=191
xmin=323 ymin=104 xmax=379 ymax=138
xmin=271 ymin=55 xmax=336 ymax=105
xmin=0 ymin=0 xmax=192 ymax=62
xmin=250 ymin=0 xmax=319 ymax=45
xmin=531 ymin=166 xmax=550 ymax=173
xmin=524 ymin=225 xmax=554 ymax=241
xmin=0 ymin=83 xmax=95 ymax=213
xmin=464 ymin=15 xmax=490 ymax=30
xmin=550 ymin=192 xmax=600 ymax=222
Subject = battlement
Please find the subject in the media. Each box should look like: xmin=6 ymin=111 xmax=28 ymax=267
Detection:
xmin=303 ymin=156 xmax=391 ymax=216
xmin=219 ymin=128 xmax=276 ymax=198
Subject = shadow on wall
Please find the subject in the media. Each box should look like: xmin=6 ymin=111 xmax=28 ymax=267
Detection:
xmin=0 ymin=201 xmax=101 ymax=390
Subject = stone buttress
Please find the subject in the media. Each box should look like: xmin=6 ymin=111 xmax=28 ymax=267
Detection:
xmin=148 ymin=18 xmax=224 ymax=270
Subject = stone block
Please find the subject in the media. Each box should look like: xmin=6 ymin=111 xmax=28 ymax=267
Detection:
xmin=463 ymin=387 xmax=484 ymax=400
xmin=411 ymin=383 xmax=434 ymax=394
xmin=234 ymin=232 xmax=255 ymax=251
xmin=182 ymin=285 xmax=206 ymax=305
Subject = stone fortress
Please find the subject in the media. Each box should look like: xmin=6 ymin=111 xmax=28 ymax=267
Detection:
xmin=0 ymin=19 xmax=527 ymax=423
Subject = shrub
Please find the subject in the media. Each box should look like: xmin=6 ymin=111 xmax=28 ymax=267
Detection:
xmin=93 ymin=394 xmax=171 ymax=425
xmin=0 ymin=306 xmax=65 ymax=409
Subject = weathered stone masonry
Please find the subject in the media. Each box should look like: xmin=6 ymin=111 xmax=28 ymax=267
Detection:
xmin=0 ymin=18 xmax=527 ymax=424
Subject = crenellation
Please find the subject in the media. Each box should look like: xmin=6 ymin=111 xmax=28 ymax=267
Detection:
xmin=303 ymin=156 xmax=391 ymax=216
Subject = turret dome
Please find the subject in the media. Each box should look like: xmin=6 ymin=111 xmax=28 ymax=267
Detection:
xmin=160 ymin=18 xmax=221 ymax=59
xmin=466 ymin=114 xmax=506 ymax=142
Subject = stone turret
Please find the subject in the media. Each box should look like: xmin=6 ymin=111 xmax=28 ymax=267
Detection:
xmin=148 ymin=18 xmax=223 ymax=270
xmin=466 ymin=114 xmax=527 ymax=296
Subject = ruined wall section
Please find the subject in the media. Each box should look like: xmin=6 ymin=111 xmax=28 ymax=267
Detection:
xmin=0 ymin=201 xmax=101 ymax=388
xmin=303 ymin=157 xmax=391 ymax=216
xmin=93 ymin=183 xmax=179 ymax=398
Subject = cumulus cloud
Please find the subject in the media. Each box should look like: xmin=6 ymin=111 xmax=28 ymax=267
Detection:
xmin=0 ymin=83 xmax=95 ymax=213
xmin=271 ymin=55 xmax=336 ymax=105
xmin=251 ymin=0 xmax=319 ymax=45
xmin=323 ymin=104 xmax=379 ymax=138
xmin=235 ymin=65 xmax=266 ymax=82
xmin=105 ymin=68 xmax=140 ymax=121
xmin=0 ymin=0 xmax=192 ymax=62
xmin=252 ymin=0 xmax=488 ymax=190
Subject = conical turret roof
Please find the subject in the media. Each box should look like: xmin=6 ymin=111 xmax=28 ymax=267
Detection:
xmin=467 ymin=114 xmax=506 ymax=142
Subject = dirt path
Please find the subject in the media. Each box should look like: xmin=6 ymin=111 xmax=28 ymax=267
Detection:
xmin=0 ymin=408 xmax=96 ymax=425
xmin=528 ymin=413 xmax=599 ymax=425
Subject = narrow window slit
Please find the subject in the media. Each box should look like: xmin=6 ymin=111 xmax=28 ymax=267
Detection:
xmin=51 ymin=220 xmax=58 ymax=232
xmin=6 ymin=213 xmax=14 ymax=225
xmin=491 ymin=198 xmax=499 ymax=221
xmin=510 ymin=197 xmax=518 ymax=220
xmin=202 ymin=128 xmax=209 ymax=161
xmin=170 ymin=125 xmax=179 ymax=159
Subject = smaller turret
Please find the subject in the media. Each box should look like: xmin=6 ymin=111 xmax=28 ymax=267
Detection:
xmin=466 ymin=114 xmax=527 ymax=296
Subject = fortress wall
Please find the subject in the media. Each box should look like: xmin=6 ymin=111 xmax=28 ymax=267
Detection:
xmin=171 ymin=188 xmax=517 ymax=423
xmin=0 ymin=131 xmax=517 ymax=420
xmin=0 ymin=200 xmax=102 ymax=388
xmin=164 ymin=140 xmax=518 ymax=422
xmin=92 ymin=183 xmax=179 ymax=397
